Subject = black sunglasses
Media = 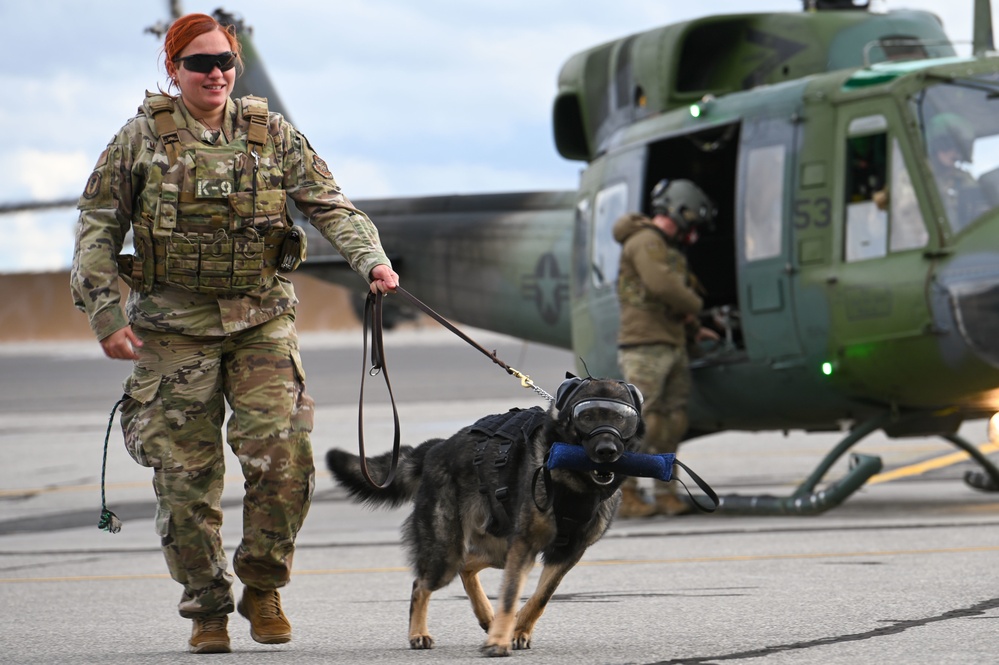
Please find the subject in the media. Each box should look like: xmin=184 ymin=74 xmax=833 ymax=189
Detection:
xmin=174 ymin=51 xmax=237 ymax=74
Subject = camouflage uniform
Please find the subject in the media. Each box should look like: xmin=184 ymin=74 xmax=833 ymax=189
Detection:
xmin=613 ymin=212 xmax=703 ymax=487
xmin=71 ymin=94 xmax=392 ymax=618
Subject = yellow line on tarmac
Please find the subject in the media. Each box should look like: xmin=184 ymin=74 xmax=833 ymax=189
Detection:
xmin=866 ymin=441 xmax=999 ymax=485
xmin=5 ymin=545 xmax=999 ymax=584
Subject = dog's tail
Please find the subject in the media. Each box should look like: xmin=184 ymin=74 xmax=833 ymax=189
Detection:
xmin=325 ymin=441 xmax=435 ymax=508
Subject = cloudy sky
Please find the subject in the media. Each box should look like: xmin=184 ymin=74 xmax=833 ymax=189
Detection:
xmin=0 ymin=0 xmax=981 ymax=272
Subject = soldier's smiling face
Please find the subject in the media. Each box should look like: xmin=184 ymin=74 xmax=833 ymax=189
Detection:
xmin=173 ymin=29 xmax=236 ymax=121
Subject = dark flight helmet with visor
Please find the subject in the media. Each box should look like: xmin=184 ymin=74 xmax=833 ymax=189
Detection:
xmin=927 ymin=112 xmax=975 ymax=163
xmin=649 ymin=179 xmax=717 ymax=234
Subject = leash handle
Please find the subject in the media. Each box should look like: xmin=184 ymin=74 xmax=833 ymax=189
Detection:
xmin=357 ymin=291 xmax=401 ymax=489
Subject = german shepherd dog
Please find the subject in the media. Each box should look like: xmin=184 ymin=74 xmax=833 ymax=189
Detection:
xmin=325 ymin=376 xmax=644 ymax=656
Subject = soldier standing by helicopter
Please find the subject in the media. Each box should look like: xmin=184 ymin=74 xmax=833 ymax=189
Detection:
xmin=614 ymin=179 xmax=719 ymax=518
xmin=70 ymin=12 xmax=398 ymax=654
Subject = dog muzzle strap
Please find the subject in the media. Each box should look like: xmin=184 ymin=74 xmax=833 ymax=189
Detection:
xmin=546 ymin=443 xmax=719 ymax=512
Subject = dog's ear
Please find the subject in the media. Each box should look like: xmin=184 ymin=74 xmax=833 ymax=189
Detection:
xmin=625 ymin=383 xmax=644 ymax=410
xmin=555 ymin=376 xmax=584 ymax=410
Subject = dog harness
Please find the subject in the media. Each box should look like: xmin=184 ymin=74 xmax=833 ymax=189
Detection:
xmin=470 ymin=407 xmax=547 ymax=537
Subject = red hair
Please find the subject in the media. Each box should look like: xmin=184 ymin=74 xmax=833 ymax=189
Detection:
xmin=162 ymin=13 xmax=243 ymax=91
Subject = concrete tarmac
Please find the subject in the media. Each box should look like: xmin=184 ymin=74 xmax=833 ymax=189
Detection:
xmin=3 ymin=327 xmax=999 ymax=664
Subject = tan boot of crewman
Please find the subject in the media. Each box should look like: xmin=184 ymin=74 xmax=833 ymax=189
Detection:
xmin=189 ymin=615 xmax=231 ymax=654
xmin=617 ymin=484 xmax=658 ymax=518
xmin=655 ymin=491 xmax=692 ymax=516
xmin=238 ymin=587 xmax=292 ymax=644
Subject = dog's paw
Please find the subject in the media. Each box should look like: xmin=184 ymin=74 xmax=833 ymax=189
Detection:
xmin=409 ymin=634 xmax=435 ymax=649
xmin=480 ymin=641 xmax=512 ymax=657
xmin=512 ymin=631 xmax=532 ymax=650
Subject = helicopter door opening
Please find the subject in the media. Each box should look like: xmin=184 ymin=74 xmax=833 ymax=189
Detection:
xmin=642 ymin=122 xmax=743 ymax=362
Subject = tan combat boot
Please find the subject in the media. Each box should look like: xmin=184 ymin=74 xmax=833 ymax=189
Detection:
xmin=238 ymin=587 xmax=292 ymax=644
xmin=617 ymin=484 xmax=658 ymax=518
xmin=655 ymin=492 xmax=692 ymax=516
xmin=189 ymin=615 xmax=231 ymax=654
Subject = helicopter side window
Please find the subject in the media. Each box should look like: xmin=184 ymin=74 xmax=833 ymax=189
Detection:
xmin=743 ymin=144 xmax=785 ymax=262
xmin=592 ymin=182 xmax=628 ymax=288
xmin=844 ymin=119 xmax=927 ymax=260
xmin=888 ymin=137 xmax=928 ymax=252
xmin=844 ymin=128 xmax=888 ymax=261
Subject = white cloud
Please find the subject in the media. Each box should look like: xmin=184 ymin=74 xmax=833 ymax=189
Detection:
xmin=13 ymin=150 xmax=91 ymax=201
xmin=0 ymin=212 xmax=77 ymax=273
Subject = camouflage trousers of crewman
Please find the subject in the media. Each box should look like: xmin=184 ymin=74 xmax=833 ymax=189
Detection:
xmin=617 ymin=343 xmax=691 ymax=496
xmin=119 ymin=312 xmax=316 ymax=619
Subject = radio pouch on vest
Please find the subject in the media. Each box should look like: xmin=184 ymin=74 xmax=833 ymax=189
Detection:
xmin=278 ymin=225 xmax=307 ymax=272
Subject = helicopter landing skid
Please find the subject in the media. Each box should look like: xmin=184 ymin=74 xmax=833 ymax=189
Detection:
xmin=944 ymin=433 xmax=999 ymax=492
xmin=715 ymin=415 xmax=889 ymax=515
xmin=715 ymin=414 xmax=999 ymax=514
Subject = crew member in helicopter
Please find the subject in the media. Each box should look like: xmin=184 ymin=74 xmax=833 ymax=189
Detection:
xmin=613 ymin=179 xmax=719 ymax=517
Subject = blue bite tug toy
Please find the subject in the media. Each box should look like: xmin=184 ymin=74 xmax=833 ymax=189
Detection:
xmin=546 ymin=442 xmax=675 ymax=481
xmin=545 ymin=442 xmax=719 ymax=512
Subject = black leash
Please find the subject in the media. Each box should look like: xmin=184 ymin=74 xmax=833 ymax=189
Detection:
xmin=357 ymin=287 xmax=552 ymax=490
xmin=392 ymin=287 xmax=553 ymax=402
xmin=97 ymin=396 xmax=127 ymax=533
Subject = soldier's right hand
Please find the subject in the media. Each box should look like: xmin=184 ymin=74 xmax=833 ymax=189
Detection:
xmin=100 ymin=326 xmax=142 ymax=361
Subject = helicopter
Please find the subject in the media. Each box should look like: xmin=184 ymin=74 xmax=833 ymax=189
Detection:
xmin=9 ymin=0 xmax=999 ymax=514
xmin=279 ymin=0 xmax=999 ymax=513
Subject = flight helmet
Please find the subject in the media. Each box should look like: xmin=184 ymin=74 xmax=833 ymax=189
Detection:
xmin=649 ymin=179 xmax=717 ymax=234
xmin=927 ymin=112 xmax=975 ymax=162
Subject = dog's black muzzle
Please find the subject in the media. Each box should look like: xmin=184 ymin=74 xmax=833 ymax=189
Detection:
xmin=584 ymin=432 xmax=624 ymax=486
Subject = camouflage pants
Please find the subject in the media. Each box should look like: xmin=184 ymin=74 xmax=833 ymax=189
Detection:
xmin=119 ymin=313 xmax=316 ymax=618
xmin=618 ymin=344 xmax=691 ymax=495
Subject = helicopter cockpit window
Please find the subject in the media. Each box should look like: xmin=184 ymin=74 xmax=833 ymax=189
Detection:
xmin=844 ymin=114 xmax=927 ymax=262
xmin=888 ymin=137 xmax=927 ymax=252
xmin=592 ymin=182 xmax=628 ymax=288
xmin=844 ymin=123 xmax=888 ymax=261
xmin=916 ymin=76 xmax=999 ymax=234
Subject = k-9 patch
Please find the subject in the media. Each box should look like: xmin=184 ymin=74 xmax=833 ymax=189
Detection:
xmin=195 ymin=148 xmax=236 ymax=198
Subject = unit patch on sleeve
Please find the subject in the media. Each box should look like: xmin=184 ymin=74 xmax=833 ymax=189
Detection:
xmin=83 ymin=171 xmax=103 ymax=199
xmin=312 ymin=154 xmax=332 ymax=179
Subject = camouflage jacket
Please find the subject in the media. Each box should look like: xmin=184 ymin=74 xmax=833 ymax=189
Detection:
xmin=71 ymin=94 xmax=391 ymax=340
xmin=613 ymin=212 xmax=702 ymax=347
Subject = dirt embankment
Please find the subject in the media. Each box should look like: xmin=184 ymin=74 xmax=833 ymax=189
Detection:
xmin=0 ymin=271 xmax=361 ymax=343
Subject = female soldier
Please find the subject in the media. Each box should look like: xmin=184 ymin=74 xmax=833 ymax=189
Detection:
xmin=71 ymin=13 xmax=399 ymax=654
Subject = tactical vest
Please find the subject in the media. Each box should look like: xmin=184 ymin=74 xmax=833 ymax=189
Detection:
xmin=125 ymin=93 xmax=290 ymax=295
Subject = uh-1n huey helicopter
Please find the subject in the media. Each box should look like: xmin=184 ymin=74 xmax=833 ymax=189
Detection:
xmin=213 ymin=0 xmax=999 ymax=513
xmin=13 ymin=0 xmax=997 ymax=514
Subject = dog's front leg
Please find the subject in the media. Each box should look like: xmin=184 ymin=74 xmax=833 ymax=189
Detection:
xmin=482 ymin=537 xmax=537 ymax=656
xmin=512 ymin=555 xmax=581 ymax=650
xmin=408 ymin=578 xmax=435 ymax=649
xmin=481 ymin=538 xmax=535 ymax=657
xmin=460 ymin=553 xmax=494 ymax=632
